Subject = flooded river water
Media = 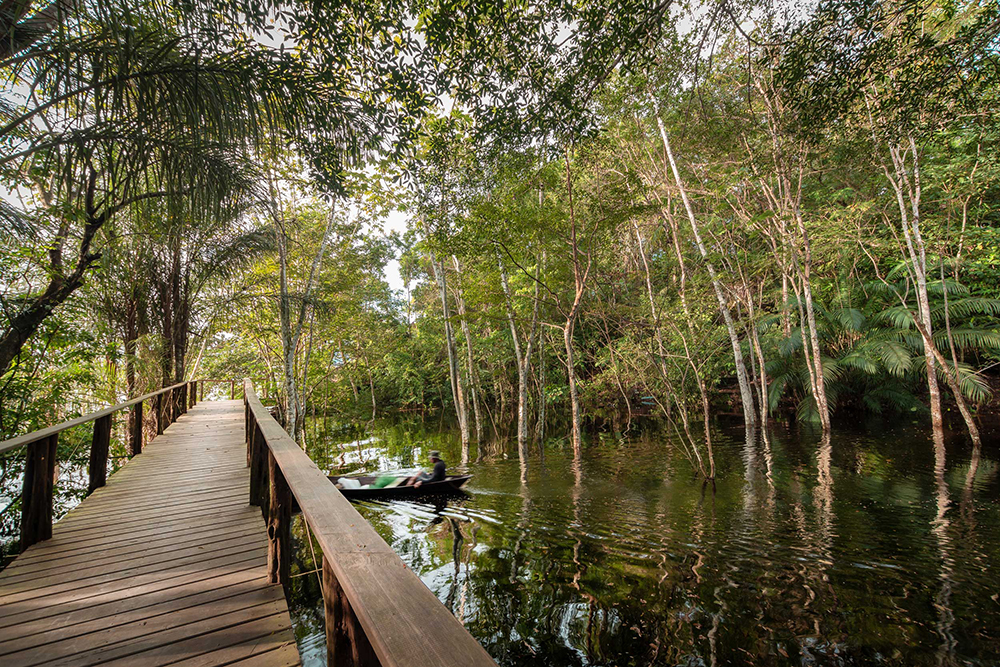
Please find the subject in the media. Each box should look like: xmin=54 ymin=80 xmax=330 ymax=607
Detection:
xmin=287 ymin=417 xmax=1000 ymax=666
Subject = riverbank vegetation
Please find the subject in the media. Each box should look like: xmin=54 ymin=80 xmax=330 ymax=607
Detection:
xmin=2 ymin=0 xmax=999 ymax=492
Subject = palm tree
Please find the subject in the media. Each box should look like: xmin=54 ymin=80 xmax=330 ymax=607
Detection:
xmin=0 ymin=13 xmax=353 ymax=378
xmin=765 ymin=277 xmax=1000 ymax=425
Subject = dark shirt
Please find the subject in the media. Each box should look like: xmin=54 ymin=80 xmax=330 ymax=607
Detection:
xmin=418 ymin=459 xmax=446 ymax=483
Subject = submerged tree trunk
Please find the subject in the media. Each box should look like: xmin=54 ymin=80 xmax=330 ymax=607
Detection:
xmin=654 ymin=111 xmax=757 ymax=427
xmin=430 ymin=254 xmax=470 ymax=451
xmin=889 ymin=138 xmax=943 ymax=434
xmin=275 ymin=204 xmax=336 ymax=444
xmin=500 ymin=253 xmax=541 ymax=480
xmin=660 ymin=206 xmax=715 ymax=477
xmin=563 ymin=150 xmax=590 ymax=455
xmin=452 ymin=255 xmax=483 ymax=449
xmin=535 ymin=331 xmax=547 ymax=444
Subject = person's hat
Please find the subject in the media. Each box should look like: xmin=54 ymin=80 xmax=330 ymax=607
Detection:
xmin=429 ymin=450 xmax=441 ymax=459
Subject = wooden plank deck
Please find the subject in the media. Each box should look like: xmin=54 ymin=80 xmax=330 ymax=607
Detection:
xmin=0 ymin=400 xmax=300 ymax=667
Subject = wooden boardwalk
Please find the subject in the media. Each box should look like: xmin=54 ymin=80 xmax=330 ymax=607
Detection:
xmin=0 ymin=400 xmax=300 ymax=667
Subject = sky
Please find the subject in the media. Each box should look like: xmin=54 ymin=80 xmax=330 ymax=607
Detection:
xmin=381 ymin=208 xmax=408 ymax=292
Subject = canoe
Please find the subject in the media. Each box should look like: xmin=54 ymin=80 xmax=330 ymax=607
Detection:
xmin=328 ymin=474 xmax=472 ymax=500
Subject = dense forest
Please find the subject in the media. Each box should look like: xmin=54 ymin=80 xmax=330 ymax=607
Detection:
xmin=2 ymin=0 xmax=999 ymax=504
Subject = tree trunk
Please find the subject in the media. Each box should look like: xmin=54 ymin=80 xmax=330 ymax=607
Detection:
xmin=885 ymin=137 xmax=943 ymax=434
xmin=452 ymin=256 xmax=483 ymax=448
xmin=499 ymin=255 xmax=540 ymax=480
xmin=564 ymin=318 xmax=582 ymax=455
xmin=535 ymin=333 xmax=547 ymax=443
xmin=563 ymin=149 xmax=590 ymax=455
xmin=0 ymin=191 xmax=105 ymax=378
xmin=654 ymin=111 xmax=757 ymax=427
xmin=274 ymin=203 xmax=336 ymax=444
xmin=430 ymin=254 xmax=469 ymax=449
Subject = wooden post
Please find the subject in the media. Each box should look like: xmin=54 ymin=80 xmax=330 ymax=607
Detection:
xmin=20 ymin=434 xmax=58 ymax=550
xmin=251 ymin=426 xmax=269 ymax=514
xmin=178 ymin=386 xmax=187 ymax=415
xmin=152 ymin=393 xmax=161 ymax=434
xmin=324 ymin=556 xmax=379 ymax=666
xmin=87 ymin=414 xmax=112 ymax=495
xmin=266 ymin=450 xmax=291 ymax=591
xmin=245 ymin=401 xmax=251 ymax=463
xmin=230 ymin=379 xmax=235 ymax=400
xmin=200 ymin=380 xmax=204 ymax=401
xmin=130 ymin=401 xmax=143 ymax=456
xmin=189 ymin=381 xmax=196 ymax=408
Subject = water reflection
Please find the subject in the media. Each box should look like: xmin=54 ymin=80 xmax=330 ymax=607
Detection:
xmin=288 ymin=417 xmax=1000 ymax=666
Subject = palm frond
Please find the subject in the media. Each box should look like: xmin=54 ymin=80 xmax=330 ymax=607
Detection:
xmin=931 ymin=297 xmax=1000 ymax=320
xmin=934 ymin=328 xmax=1000 ymax=352
xmin=829 ymin=307 xmax=865 ymax=332
xmin=871 ymin=305 xmax=915 ymax=329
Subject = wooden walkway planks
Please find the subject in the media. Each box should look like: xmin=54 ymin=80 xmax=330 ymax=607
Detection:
xmin=0 ymin=400 xmax=300 ymax=667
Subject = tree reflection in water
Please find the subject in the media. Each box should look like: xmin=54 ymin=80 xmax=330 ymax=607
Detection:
xmin=286 ymin=416 xmax=1000 ymax=666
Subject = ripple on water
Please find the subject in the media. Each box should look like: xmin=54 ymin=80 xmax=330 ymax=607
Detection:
xmin=290 ymin=417 xmax=1000 ymax=667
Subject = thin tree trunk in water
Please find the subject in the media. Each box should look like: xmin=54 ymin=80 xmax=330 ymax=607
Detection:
xmin=654 ymin=111 xmax=757 ymax=427
xmin=563 ymin=150 xmax=589 ymax=455
xmin=535 ymin=331 xmax=546 ymax=443
xmin=564 ymin=319 xmax=582 ymax=454
xmin=339 ymin=339 xmax=359 ymax=404
xmin=638 ymin=216 xmax=714 ymax=477
xmin=755 ymin=84 xmax=830 ymax=432
xmin=911 ymin=316 xmax=981 ymax=446
xmin=499 ymin=254 xmax=540 ymax=480
xmin=662 ymin=205 xmax=717 ymax=472
xmin=881 ymin=133 xmax=943 ymax=434
xmin=452 ymin=255 xmax=483 ymax=446
xmin=360 ymin=345 xmax=377 ymax=419
xmin=275 ymin=203 xmax=336 ymax=444
xmin=633 ymin=221 xmax=669 ymax=379
xmin=430 ymin=253 xmax=469 ymax=450
xmin=790 ymin=185 xmax=831 ymax=433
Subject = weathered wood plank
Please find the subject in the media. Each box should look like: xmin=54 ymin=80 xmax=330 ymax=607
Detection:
xmin=0 ymin=400 xmax=299 ymax=667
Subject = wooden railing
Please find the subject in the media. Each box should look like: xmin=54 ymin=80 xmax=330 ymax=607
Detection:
xmin=198 ymin=377 xmax=272 ymax=400
xmin=0 ymin=379 xmax=203 ymax=550
xmin=243 ymin=378 xmax=496 ymax=667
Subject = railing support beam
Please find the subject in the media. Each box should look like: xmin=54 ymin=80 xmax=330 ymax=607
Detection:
xmin=266 ymin=450 xmax=291 ymax=592
xmin=87 ymin=414 xmax=112 ymax=495
xmin=154 ymin=393 xmax=164 ymax=435
xmin=130 ymin=401 xmax=143 ymax=456
xmin=325 ymin=555 xmax=380 ymax=667
xmin=250 ymin=423 xmax=269 ymax=513
xmin=20 ymin=434 xmax=58 ymax=550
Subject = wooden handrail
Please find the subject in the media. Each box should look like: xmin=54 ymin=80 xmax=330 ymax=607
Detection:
xmin=0 ymin=379 xmax=215 ymax=550
xmin=243 ymin=378 xmax=497 ymax=667
xmin=0 ymin=381 xmax=188 ymax=455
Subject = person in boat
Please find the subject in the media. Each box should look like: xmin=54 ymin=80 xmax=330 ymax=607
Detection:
xmin=404 ymin=450 xmax=446 ymax=487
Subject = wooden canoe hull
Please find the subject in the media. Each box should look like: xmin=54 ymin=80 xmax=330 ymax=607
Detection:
xmin=328 ymin=474 xmax=472 ymax=500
